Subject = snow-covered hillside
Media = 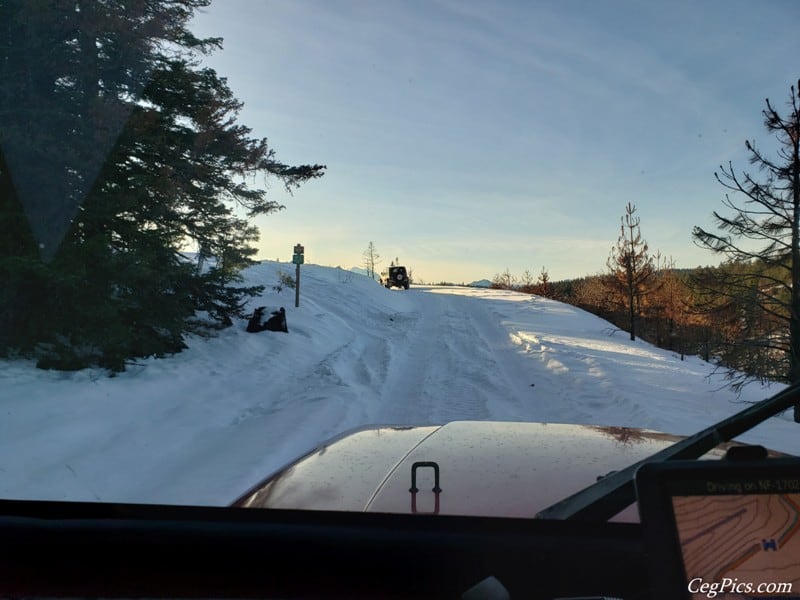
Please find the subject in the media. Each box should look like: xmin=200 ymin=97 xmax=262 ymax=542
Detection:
xmin=1 ymin=261 xmax=798 ymax=506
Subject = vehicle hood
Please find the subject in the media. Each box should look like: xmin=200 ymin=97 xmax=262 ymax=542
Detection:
xmin=233 ymin=421 xmax=731 ymax=522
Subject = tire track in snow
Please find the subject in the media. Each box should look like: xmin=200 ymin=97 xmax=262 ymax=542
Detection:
xmin=374 ymin=291 xmax=533 ymax=424
xmin=506 ymin=313 xmax=653 ymax=426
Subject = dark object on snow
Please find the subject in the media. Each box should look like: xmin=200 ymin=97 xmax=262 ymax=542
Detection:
xmin=246 ymin=307 xmax=268 ymax=332
xmin=264 ymin=307 xmax=288 ymax=333
xmin=384 ymin=266 xmax=410 ymax=290
xmin=247 ymin=307 xmax=288 ymax=333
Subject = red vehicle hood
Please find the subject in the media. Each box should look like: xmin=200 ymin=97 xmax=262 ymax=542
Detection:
xmin=233 ymin=421 xmax=735 ymax=522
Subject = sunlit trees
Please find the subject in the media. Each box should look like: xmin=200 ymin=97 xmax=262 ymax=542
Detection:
xmin=571 ymin=275 xmax=616 ymax=321
xmin=645 ymin=255 xmax=690 ymax=355
xmin=692 ymin=79 xmax=800 ymax=388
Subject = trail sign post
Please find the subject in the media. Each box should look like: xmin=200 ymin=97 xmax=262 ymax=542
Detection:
xmin=293 ymin=244 xmax=304 ymax=307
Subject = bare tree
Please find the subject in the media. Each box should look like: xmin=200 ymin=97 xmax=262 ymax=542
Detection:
xmin=692 ymin=80 xmax=800 ymax=393
xmin=362 ymin=241 xmax=381 ymax=281
xmin=607 ymin=202 xmax=655 ymax=341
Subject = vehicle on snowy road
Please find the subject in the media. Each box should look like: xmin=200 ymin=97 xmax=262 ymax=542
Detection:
xmin=383 ymin=265 xmax=410 ymax=290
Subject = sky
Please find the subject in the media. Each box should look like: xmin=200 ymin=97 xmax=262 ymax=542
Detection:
xmin=2 ymin=261 xmax=797 ymax=506
xmin=189 ymin=0 xmax=800 ymax=284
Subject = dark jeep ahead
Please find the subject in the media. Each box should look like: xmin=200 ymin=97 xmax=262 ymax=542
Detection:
xmin=383 ymin=266 xmax=410 ymax=290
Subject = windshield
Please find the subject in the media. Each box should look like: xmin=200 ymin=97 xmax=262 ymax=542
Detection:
xmin=1 ymin=0 xmax=800 ymax=513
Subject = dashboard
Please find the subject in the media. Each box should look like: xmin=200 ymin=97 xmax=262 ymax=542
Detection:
xmin=0 ymin=498 xmax=647 ymax=599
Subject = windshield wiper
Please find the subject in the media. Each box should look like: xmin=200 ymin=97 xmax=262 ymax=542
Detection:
xmin=536 ymin=382 xmax=800 ymax=522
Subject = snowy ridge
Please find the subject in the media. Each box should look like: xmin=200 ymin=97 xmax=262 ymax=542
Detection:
xmin=0 ymin=261 xmax=797 ymax=506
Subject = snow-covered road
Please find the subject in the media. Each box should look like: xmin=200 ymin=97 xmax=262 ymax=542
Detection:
xmin=1 ymin=262 xmax=798 ymax=506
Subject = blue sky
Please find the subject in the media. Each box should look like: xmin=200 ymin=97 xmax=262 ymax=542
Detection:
xmin=190 ymin=0 xmax=799 ymax=283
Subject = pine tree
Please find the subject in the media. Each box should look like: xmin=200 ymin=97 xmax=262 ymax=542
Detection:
xmin=692 ymin=80 xmax=800 ymax=389
xmin=607 ymin=203 xmax=655 ymax=341
xmin=536 ymin=266 xmax=551 ymax=298
xmin=518 ymin=269 xmax=535 ymax=293
xmin=0 ymin=1 xmax=325 ymax=371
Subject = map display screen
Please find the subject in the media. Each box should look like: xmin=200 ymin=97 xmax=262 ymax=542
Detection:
xmin=670 ymin=476 xmax=800 ymax=599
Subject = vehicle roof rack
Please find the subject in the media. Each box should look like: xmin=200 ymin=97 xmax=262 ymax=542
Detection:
xmin=535 ymin=382 xmax=800 ymax=522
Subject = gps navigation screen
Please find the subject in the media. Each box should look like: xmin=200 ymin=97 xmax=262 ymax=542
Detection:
xmin=671 ymin=477 xmax=800 ymax=599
